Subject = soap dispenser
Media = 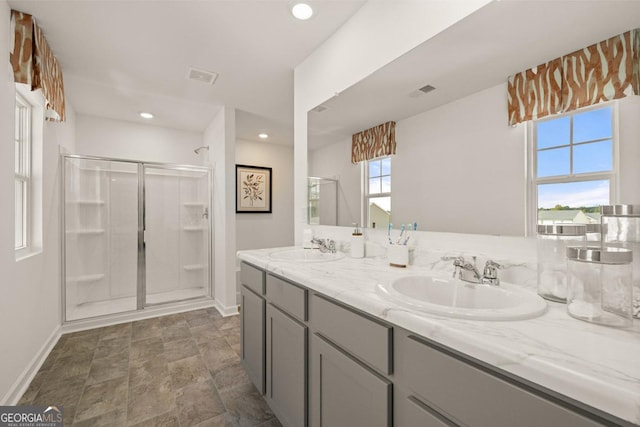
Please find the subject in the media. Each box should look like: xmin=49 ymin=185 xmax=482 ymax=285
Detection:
xmin=351 ymin=223 xmax=364 ymax=258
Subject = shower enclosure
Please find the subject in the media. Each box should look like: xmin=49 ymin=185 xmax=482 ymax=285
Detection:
xmin=62 ymin=155 xmax=212 ymax=322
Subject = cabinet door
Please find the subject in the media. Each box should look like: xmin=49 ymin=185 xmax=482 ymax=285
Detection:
xmin=241 ymin=285 xmax=265 ymax=394
xmin=310 ymin=334 xmax=391 ymax=427
xmin=266 ymin=303 xmax=308 ymax=427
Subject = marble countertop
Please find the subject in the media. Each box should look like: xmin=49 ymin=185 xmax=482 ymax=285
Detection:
xmin=237 ymin=247 xmax=640 ymax=425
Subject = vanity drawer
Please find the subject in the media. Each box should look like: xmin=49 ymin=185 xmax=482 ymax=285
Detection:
xmin=395 ymin=395 xmax=456 ymax=427
xmin=395 ymin=333 xmax=605 ymax=427
xmin=266 ymin=274 xmax=307 ymax=321
xmin=310 ymin=294 xmax=392 ymax=375
xmin=240 ymin=262 xmax=265 ymax=295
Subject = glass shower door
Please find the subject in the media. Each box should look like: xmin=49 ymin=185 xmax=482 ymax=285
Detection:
xmin=63 ymin=157 xmax=139 ymax=321
xmin=144 ymin=165 xmax=211 ymax=305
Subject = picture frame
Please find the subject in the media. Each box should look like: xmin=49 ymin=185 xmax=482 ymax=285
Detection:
xmin=236 ymin=164 xmax=272 ymax=213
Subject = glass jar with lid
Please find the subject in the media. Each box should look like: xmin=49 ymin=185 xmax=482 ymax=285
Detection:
xmin=566 ymin=246 xmax=633 ymax=328
xmin=537 ymin=224 xmax=586 ymax=302
xmin=601 ymin=205 xmax=640 ymax=319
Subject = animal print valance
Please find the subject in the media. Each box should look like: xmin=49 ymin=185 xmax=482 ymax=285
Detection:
xmin=507 ymin=58 xmax=563 ymax=125
xmin=562 ymin=29 xmax=639 ymax=112
xmin=508 ymin=28 xmax=639 ymax=126
xmin=10 ymin=9 xmax=66 ymax=122
xmin=351 ymin=121 xmax=396 ymax=164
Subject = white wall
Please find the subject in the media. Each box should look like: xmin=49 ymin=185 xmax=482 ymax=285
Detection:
xmin=204 ymin=107 xmax=237 ymax=315
xmin=75 ymin=114 xmax=203 ymax=165
xmin=308 ymin=139 xmax=361 ymax=227
xmin=394 ymin=83 xmax=525 ymax=236
xmin=1 ymin=0 xmax=77 ymax=402
xmin=236 ymin=140 xmax=294 ymax=251
xmin=293 ymin=1 xmax=493 ymax=243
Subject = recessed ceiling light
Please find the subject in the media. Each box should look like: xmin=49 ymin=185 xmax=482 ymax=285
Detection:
xmin=139 ymin=112 xmax=154 ymax=119
xmin=258 ymin=133 xmax=269 ymax=139
xmin=291 ymin=3 xmax=313 ymax=20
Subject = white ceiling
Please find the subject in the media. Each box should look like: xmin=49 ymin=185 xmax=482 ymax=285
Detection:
xmin=308 ymin=0 xmax=640 ymax=150
xmin=8 ymin=0 xmax=365 ymax=143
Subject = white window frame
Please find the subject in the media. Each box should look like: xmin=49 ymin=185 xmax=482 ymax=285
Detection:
xmin=526 ymin=102 xmax=619 ymax=236
xmin=15 ymin=92 xmax=32 ymax=254
xmin=362 ymin=156 xmax=391 ymax=229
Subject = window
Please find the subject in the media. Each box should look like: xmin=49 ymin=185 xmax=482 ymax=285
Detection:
xmin=532 ymin=105 xmax=616 ymax=230
xmin=15 ymin=93 xmax=31 ymax=251
xmin=365 ymin=156 xmax=391 ymax=229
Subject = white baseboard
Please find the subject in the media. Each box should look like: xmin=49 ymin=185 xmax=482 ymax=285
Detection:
xmin=214 ymin=299 xmax=240 ymax=317
xmin=1 ymin=325 xmax=61 ymax=405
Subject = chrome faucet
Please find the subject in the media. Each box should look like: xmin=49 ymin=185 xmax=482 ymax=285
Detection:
xmin=311 ymin=237 xmax=336 ymax=254
xmin=441 ymin=256 xmax=504 ymax=286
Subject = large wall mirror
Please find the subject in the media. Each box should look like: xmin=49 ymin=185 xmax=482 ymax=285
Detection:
xmin=307 ymin=1 xmax=640 ymax=236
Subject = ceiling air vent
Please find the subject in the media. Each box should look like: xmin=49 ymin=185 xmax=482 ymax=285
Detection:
xmin=187 ymin=67 xmax=218 ymax=85
xmin=419 ymin=84 xmax=436 ymax=94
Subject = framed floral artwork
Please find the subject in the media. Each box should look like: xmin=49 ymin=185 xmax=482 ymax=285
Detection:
xmin=236 ymin=164 xmax=272 ymax=213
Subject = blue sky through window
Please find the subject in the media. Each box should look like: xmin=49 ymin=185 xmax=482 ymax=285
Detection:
xmin=574 ymin=108 xmax=612 ymax=142
xmin=537 ymin=116 xmax=570 ymax=149
xmin=538 ymin=180 xmax=609 ymax=209
xmin=574 ymin=140 xmax=612 ymax=173
xmin=538 ymin=147 xmax=569 ymax=177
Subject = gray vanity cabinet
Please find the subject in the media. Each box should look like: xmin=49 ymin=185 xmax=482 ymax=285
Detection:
xmin=265 ymin=274 xmax=308 ymax=427
xmin=310 ymin=333 xmax=392 ymax=427
xmin=394 ymin=330 xmax=606 ymax=427
xmin=239 ymin=261 xmax=622 ymax=427
xmin=240 ymin=263 xmax=266 ymax=394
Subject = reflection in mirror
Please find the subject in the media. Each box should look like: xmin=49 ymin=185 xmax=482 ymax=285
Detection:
xmin=366 ymin=157 xmax=391 ymax=229
xmin=306 ymin=2 xmax=640 ymax=236
xmin=307 ymin=177 xmax=338 ymax=226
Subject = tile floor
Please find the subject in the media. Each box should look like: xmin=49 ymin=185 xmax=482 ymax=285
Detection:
xmin=18 ymin=308 xmax=281 ymax=427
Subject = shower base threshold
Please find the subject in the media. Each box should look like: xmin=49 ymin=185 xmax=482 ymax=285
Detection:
xmin=63 ymin=290 xmax=219 ymax=333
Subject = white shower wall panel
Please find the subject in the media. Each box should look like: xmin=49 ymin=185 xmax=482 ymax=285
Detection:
xmin=145 ymin=173 xmax=181 ymax=295
xmin=108 ymin=169 xmax=138 ymax=299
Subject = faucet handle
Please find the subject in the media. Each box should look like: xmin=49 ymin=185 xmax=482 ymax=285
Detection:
xmin=485 ymin=260 xmax=503 ymax=270
xmin=482 ymin=260 xmax=505 ymax=285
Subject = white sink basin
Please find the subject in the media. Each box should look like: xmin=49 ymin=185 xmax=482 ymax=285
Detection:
xmin=270 ymin=248 xmax=345 ymax=263
xmin=377 ymin=275 xmax=546 ymax=320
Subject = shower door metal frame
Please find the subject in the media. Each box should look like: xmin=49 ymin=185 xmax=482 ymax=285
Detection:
xmin=60 ymin=154 xmax=214 ymax=323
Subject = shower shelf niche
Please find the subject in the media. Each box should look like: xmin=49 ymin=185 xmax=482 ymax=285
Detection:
xmin=183 ymin=264 xmax=205 ymax=271
xmin=183 ymin=226 xmax=206 ymax=231
xmin=67 ymin=273 xmax=105 ymax=283
xmin=67 ymin=200 xmax=105 ymax=205
xmin=66 ymin=229 xmax=106 ymax=235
